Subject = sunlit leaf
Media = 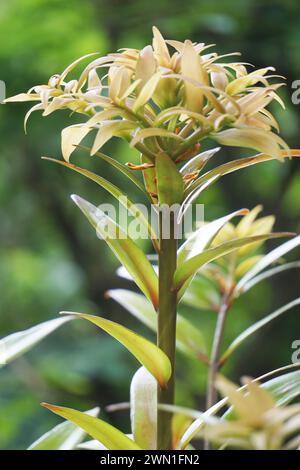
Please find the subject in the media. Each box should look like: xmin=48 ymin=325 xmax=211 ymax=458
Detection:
xmin=71 ymin=195 xmax=158 ymax=308
xmin=28 ymin=407 xmax=99 ymax=450
xmin=0 ymin=317 xmax=73 ymax=366
xmin=185 ymin=150 xmax=300 ymax=197
xmin=42 ymin=404 xmax=141 ymax=450
xmin=79 ymin=145 xmax=147 ymax=196
xmin=61 ymin=312 xmax=171 ymax=388
xmin=174 ymin=233 xmax=292 ymax=293
xmin=178 ymin=208 xmax=249 ymax=265
xmin=107 ymin=289 xmax=207 ymax=361
xmin=42 ymin=158 xmax=158 ymax=251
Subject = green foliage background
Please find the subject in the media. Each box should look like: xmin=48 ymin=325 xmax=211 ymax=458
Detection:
xmin=0 ymin=0 xmax=299 ymax=449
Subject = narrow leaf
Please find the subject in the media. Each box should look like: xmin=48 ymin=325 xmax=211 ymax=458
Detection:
xmin=107 ymin=289 xmax=207 ymax=361
xmin=178 ymin=208 xmax=249 ymax=265
xmin=42 ymin=404 xmax=141 ymax=450
xmin=0 ymin=317 xmax=73 ymax=366
xmin=71 ymin=195 xmax=158 ymax=308
xmin=61 ymin=312 xmax=171 ymax=388
xmin=43 ymin=158 xmax=158 ymax=251
xmin=236 ymin=235 xmax=300 ymax=293
xmin=174 ymin=233 xmax=293 ymax=293
xmin=221 ymin=298 xmax=300 ymax=363
xmin=28 ymin=407 xmax=99 ymax=450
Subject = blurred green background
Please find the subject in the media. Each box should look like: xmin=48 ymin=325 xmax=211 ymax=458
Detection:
xmin=0 ymin=0 xmax=299 ymax=449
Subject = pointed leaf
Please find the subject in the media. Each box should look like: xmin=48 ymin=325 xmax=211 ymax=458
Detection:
xmin=42 ymin=404 xmax=141 ymax=450
xmin=107 ymin=289 xmax=207 ymax=361
xmin=174 ymin=233 xmax=293 ymax=293
xmin=28 ymin=407 xmax=99 ymax=450
xmin=186 ymin=150 xmax=300 ymax=197
xmin=236 ymin=235 xmax=300 ymax=293
xmin=178 ymin=208 xmax=249 ymax=265
xmin=221 ymin=298 xmax=300 ymax=363
xmin=0 ymin=317 xmax=73 ymax=366
xmin=79 ymin=145 xmax=147 ymax=196
xmin=239 ymin=261 xmax=300 ymax=294
xmin=61 ymin=312 xmax=171 ymax=388
xmin=72 ymin=195 xmax=158 ymax=308
xmin=130 ymin=367 xmax=157 ymax=449
xmin=43 ymin=158 xmax=158 ymax=251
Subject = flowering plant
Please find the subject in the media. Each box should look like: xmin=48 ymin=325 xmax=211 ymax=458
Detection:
xmin=3 ymin=27 xmax=300 ymax=450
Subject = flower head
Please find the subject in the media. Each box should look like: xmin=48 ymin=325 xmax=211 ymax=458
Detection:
xmin=6 ymin=27 xmax=289 ymax=165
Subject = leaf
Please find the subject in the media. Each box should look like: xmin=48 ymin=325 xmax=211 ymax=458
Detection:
xmin=42 ymin=158 xmax=158 ymax=251
xmin=180 ymin=147 xmax=221 ymax=176
xmin=133 ymin=72 xmax=161 ymax=111
xmin=156 ymin=152 xmax=184 ymax=205
xmin=174 ymin=233 xmax=293 ymax=293
xmin=185 ymin=149 xmax=300 ymax=197
xmin=28 ymin=407 xmax=99 ymax=450
xmin=0 ymin=317 xmax=73 ymax=366
xmin=181 ymin=40 xmax=207 ymax=111
xmin=178 ymin=208 xmax=249 ymax=265
xmin=141 ymin=153 xmax=158 ymax=202
xmin=130 ymin=367 xmax=157 ymax=449
xmin=91 ymin=121 xmax=135 ymax=155
xmin=61 ymin=124 xmax=92 ymax=162
xmin=212 ymin=127 xmax=289 ymax=160
xmin=107 ymin=289 xmax=207 ymax=361
xmin=239 ymin=261 xmax=300 ymax=294
xmin=130 ymin=128 xmax=183 ymax=149
xmin=179 ymin=365 xmax=300 ymax=449
xmin=236 ymin=234 xmax=300 ymax=293
xmin=61 ymin=312 xmax=171 ymax=388
xmin=41 ymin=404 xmax=141 ymax=450
xmin=221 ymin=297 xmax=300 ymax=363
xmin=71 ymin=195 xmax=158 ymax=308
xmin=79 ymin=145 xmax=147 ymax=196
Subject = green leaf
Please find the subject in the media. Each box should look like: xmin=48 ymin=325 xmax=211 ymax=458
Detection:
xmin=72 ymin=195 xmax=159 ymax=308
xmin=239 ymin=261 xmax=300 ymax=294
xmin=61 ymin=312 xmax=171 ymax=388
xmin=0 ymin=317 xmax=73 ymax=366
xmin=185 ymin=150 xmax=300 ymax=197
xmin=141 ymin=153 xmax=158 ymax=202
xmin=107 ymin=289 xmax=207 ymax=361
xmin=178 ymin=208 xmax=249 ymax=265
xmin=42 ymin=404 xmax=141 ymax=450
xmin=236 ymin=234 xmax=300 ymax=293
xmin=28 ymin=407 xmax=99 ymax=450
xmin=156 ymin=152 xmax=184 ymax=205
xmin=174 ymin=233 xmax=293 ymax=293
xmin=78 ymin=145 xmax=147 ymax=196
xmin=130 ymin=367 xmax=157 ymax=449
xmin=43 ymin=158 xmax=158 ymax=252
xmin=262 ymin=369 xmax=300 ymax=406
xmin=221 ymin=297 xmax=300 ymax=363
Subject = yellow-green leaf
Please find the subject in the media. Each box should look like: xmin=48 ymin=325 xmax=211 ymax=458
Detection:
xmin=42 ymin=404 xmax=141 ymax=450
xmin=61 ymin=312 xmax=171 ymax=388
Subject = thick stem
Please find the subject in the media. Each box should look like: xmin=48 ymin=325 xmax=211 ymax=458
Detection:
xmin=157 ymin=211 xmax=177 ymax=450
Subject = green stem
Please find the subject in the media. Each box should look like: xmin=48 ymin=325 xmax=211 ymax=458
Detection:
xmin=157 ymin=210 xmax=178 ymax=450
xmin=204 ymin=291 xmax=231 ymax=449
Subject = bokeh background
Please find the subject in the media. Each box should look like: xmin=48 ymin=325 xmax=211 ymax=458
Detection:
xmin=0 ymin=0 xmax=300 ymax=449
